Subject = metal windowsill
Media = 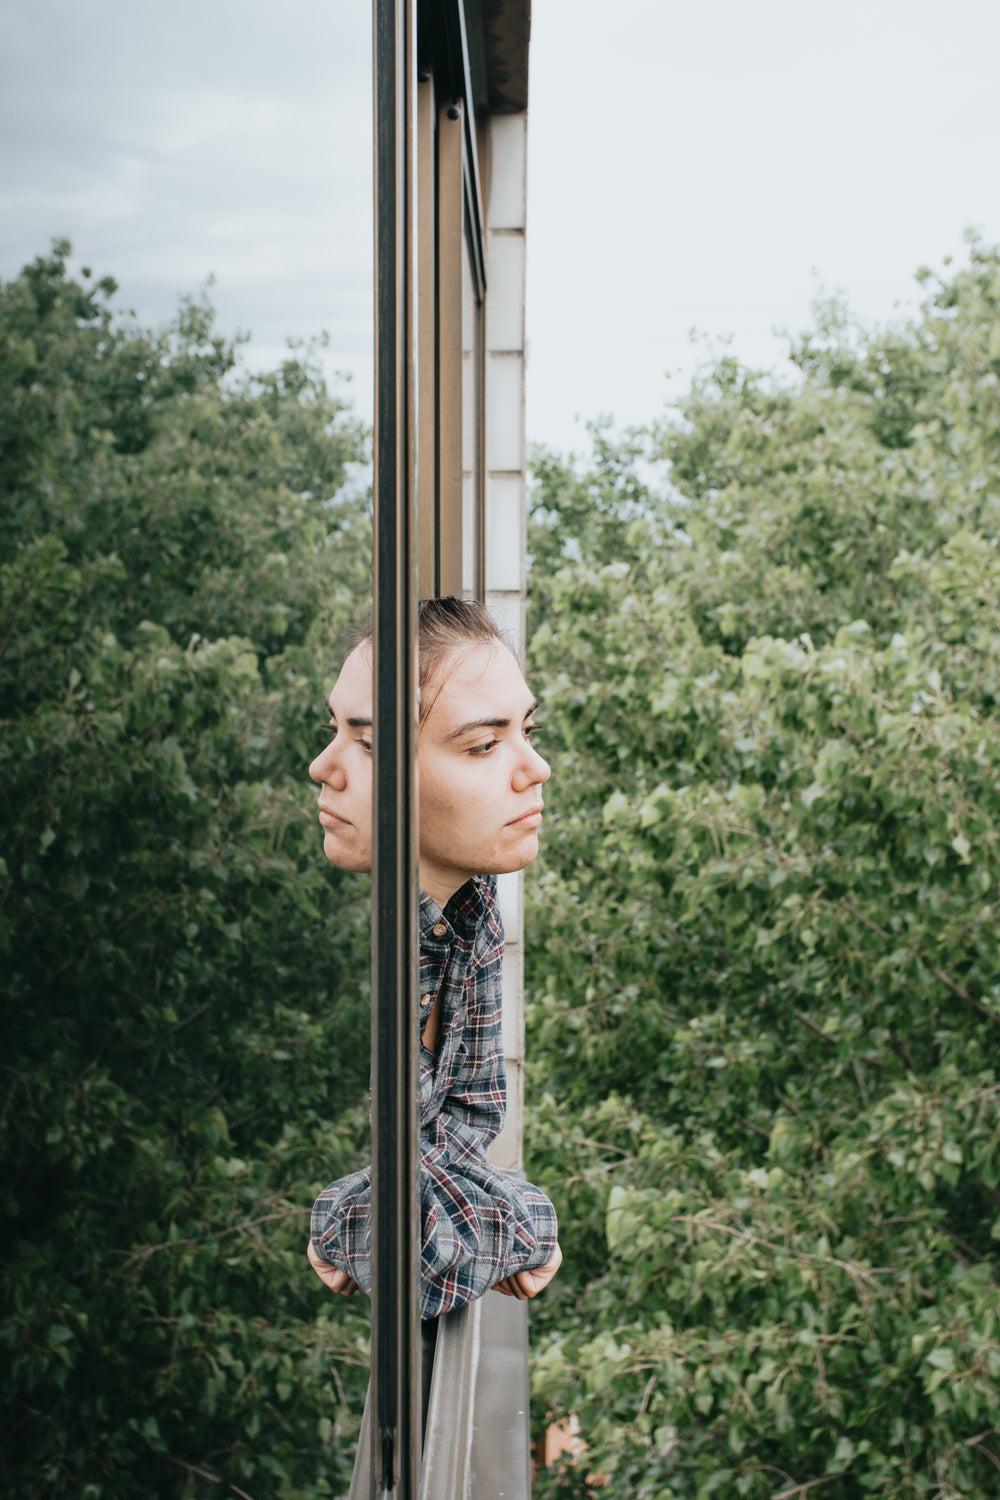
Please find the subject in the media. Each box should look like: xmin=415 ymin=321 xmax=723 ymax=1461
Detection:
xmin=347 ymin=1290 xmax=530 ymax=1499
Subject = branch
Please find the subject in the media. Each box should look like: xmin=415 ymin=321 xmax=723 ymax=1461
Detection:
xmin=930 ymin=965 xmax=1000 ymax=1027
xmin=773 ymin=1475 xmax=848 ymax=1499
xmin=960 ymin=1427 xmax=1000 ymax=1474
xmin=122 ymin=1199 xmax=301 ymax=1270
xmin=793 ymin=1011 xmax=838 ymax=1045
xmin=37 ymin=895 xmax=168 ymax=998
xmin=840 ymin=899 xmax=1000 ymax=1028
xmin=634 ymin=1373 xmax=657 ymax=1425
xmin=127 ymin=1002 xmax=212 ymax=1053
xmin=0 ymin=576 xmax=38 ymax=663
xmin=839 ymin=897 xmax=890 ymax=942
xmin=164 ymin=1456 xmax=220 ymax=1484
xmin=671 ymin=1215 xmax=892 ymax=1295
xmin=163 ymin=1456 xmax=257 ymax=1500
xmin=328 ymin=1359 xmax=350 ymax=1411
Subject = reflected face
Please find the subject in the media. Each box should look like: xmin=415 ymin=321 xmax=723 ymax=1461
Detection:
xmin=309 ymin=644 xmax=374 ymax=873
xmin=309 ymin=641 xmax=550 ymax=905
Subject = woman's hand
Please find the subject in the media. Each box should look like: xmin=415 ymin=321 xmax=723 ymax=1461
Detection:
xmin=492 ymin=1242 xmax=562 ymax=1301
xmin=307 ymin=1237 xmax=361 ymax=1296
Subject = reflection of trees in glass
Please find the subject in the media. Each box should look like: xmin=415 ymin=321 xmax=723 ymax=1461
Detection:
xmin=526 ymin=238 xmax=1000 ymax=1498
xmin=1 ymin=242 xmax=373 ymax=1498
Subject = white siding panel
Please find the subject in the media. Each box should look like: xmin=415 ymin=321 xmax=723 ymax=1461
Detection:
xmin=486 ymin=114 xmax=526 ymax=231
xmin=486 ymin=474 xmax=524 ymax=593
xmin=486 ymin=233 xmax=525 ymax=353
xmin=486 ymin=355 xmax=523 ymax=473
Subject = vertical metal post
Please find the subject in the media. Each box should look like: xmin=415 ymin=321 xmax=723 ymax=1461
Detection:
xmin=371 ymin=0 xmax=421 ymax=1496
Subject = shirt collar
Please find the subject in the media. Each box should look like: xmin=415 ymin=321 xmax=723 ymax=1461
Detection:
xmin=419 ymin=876 xmax=492 ymax=942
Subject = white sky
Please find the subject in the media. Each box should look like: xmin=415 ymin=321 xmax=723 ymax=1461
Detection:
xmin=3 ymin=0 xmax=999 ymax=454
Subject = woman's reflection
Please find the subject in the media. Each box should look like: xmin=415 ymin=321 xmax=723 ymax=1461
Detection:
xmin=306 ymin=597 xmax=562 ymax=1315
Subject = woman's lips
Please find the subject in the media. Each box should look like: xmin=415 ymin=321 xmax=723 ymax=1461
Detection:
xmin=507 ymin=807 xmax=543 ymax=829
xmin=319 ymin=808 xmax=351 ymax=828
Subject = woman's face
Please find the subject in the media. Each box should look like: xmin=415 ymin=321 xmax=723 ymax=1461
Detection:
xmin=309 ymin=640 xmax=550 ymax=906
xmin=417 ymin=641 xmax=550 ymax=905
xmin=309 ymin=643 xmax=375 ymax=874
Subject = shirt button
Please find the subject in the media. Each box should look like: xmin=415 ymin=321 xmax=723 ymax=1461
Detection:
xmin=431 ymin=922 xmax=448 ymax=938
xmin=420 ymin=994 xmax=432 ymax=1008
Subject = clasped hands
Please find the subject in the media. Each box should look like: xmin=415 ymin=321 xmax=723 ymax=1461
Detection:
xmin=306 ymin=1237 xmax=562 ymax=1302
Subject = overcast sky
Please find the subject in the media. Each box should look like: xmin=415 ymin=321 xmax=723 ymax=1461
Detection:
xmin=3 ymin=0 xmax=999 ymax=453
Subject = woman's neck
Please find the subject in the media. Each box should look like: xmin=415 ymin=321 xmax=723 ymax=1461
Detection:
xmin=419 ymin=864 xmax=470 ymax=911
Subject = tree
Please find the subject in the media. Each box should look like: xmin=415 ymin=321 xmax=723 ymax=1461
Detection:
xmin=524 ymin=236 xmax=1000 ymax=1498
xmin=1 ymin=243 xmax=373 ymax=1498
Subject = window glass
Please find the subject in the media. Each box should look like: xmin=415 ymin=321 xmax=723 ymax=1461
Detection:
xmin=461 ymin=207 xmax=483 ymax=596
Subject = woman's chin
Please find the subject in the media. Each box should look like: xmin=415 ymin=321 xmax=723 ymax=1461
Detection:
xmin=484 ymin=834 xmax=542 ymax=876
xmin=323 ymin=830 xmax=371 ymax=872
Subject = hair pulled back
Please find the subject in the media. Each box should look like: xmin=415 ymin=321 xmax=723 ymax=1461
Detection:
xmin=354 ymin=596 xmax=507 ymax=721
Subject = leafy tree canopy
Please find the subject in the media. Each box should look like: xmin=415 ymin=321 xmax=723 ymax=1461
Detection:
xmin=525 ymin=235 xmax=1000 ymax=1498
xmin=1 ymin=243 xmax=373 ymax=1498
xmin=7 ymin=229 xmax=1000 ymax=1500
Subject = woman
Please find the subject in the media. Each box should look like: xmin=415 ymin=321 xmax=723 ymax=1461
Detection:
xmin=306 ymin=598 xmax=561 ymax=1317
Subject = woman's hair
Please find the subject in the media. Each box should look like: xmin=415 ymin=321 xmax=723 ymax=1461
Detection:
xmin=353 ymin=597 xmax=508 ymax=720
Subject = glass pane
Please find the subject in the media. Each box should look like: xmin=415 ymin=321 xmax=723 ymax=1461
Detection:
xmin=461 ymin=208 xmax=483 ymax=597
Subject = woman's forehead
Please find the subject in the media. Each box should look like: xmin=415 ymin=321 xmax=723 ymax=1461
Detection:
xmin=329 ymin=644 xmax=373 ymax=709
xmin=424 ymin=642 xmax=533 ymax=727
xmin=329 ymin=639 xmax=534 ymax=721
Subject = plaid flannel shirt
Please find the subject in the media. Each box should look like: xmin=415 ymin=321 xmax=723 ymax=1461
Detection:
xmin=310 ymin=874 xmax=558 ymax=1318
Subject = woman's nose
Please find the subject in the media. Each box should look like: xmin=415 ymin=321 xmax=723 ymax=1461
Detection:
xmin=514 ymin=742 xmax=550 ymax=789
xmin=309 ymin=741 xmax=347 ymax=788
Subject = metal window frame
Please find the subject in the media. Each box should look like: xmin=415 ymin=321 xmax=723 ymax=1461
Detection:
xmin=418 ymin=0 xmax=487 ymax=283
xmin=369 ymin=1 xmax=496 ymax=1493
xmin=417 ymin=0 xmax=487 ymax=600
xmin=371 ymin=0 xmax=421 ymax=1494
xmin=463 ymin=194 xmax=487 ymax=599
xmin=434 ymin=95 xmax=466 ymax=596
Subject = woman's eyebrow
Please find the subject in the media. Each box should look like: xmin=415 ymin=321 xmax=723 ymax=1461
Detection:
xmin=445 ymin=716 xmax=509 ymax=741
xmin=445 ymin=700 xmax=539 ymax=741
xmin=325 ymin=703 xmax=373 ymax=729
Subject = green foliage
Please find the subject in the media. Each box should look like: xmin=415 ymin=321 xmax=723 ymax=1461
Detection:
xmin=525 ymin=237 xmax=1000 ymax=1497
xmin=1 ymin=244 xmax=373 ymax=1497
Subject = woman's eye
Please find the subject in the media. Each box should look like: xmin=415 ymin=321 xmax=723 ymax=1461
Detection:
xmin=525 ymin=723 xmax=542 ymax=741
xmin=316 ymin=725 xmax=372 ymax=753
xmin=467 ymin=738 xmax=498 ymax=757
